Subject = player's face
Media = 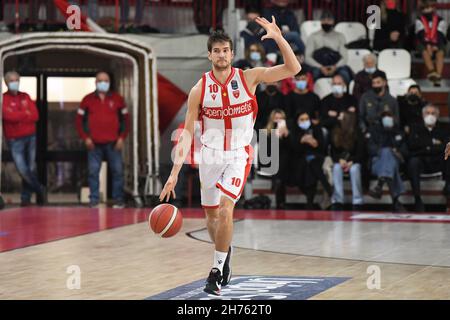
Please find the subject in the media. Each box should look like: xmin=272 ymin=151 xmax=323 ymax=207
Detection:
xmin=208 ymin=42 xmax=234 ymax=71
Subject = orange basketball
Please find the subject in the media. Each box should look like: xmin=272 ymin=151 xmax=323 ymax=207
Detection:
xmin=148 ymin=204 xmax=183 ymax=238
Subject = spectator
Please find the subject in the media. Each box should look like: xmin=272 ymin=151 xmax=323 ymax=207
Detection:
xmin=259 ymin=109 xmax=292 ymax=209
xmin=193 ymin=0 xmax=225 ymax=34
xmin=359 ymin=70 xmax=399 ymax=134
xmin=398 ymin=84 xmax=428 ymax=134
xmin=367 ymin=108 xmax=408 ymax=212
xmin=262 ymin=0 xmax=305 ymax=55
xmin=415 ymin=0 xmax=447 ymax=87
xmin=280 ymin=50 xmax=315 ymax=95
xmin=373 ymin=0 xmax=407 ymax=52
xmin=240 ymin=6 xmax=265 ymax=49
xmin=29 ymin=0 xmax=56 ymax=25
xmin=119 ymin=0 xmax=145 ymax=33
xmin=330 ymin=111 xmax=365 ymax=210
xmin=2 ymin=71 xmax=47 ymax=206
xmin=353 ymin=53 xmax=379 ymax=102
xmin=255 ymin=81 xmax=285 ymax=130
xmin=233 ymin=43 xmax=270 ymax=70
xmin=284 ymin=70 xmax=321 ymax=121
xmin=320 ymin=74 xmax=357 ymax=131
xmin=305 ymin=10 xmax=352 ymax=84
xmin=290 ymin=111 xmax=333 ymax=210
xmin=407 ymin=104 xmax=450 ymax=211
xmin=75 ymin=71 xmax=130 ymax=208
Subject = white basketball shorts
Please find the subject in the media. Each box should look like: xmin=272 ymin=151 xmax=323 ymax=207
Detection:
xmin=199 ymin=144 xmax=253 ymax=209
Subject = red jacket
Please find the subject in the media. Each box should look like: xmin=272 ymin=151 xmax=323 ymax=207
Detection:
xmin=2 ymin=91 xmax=39 ymax=140
xmin=75 ymin=91 xmax=130 ymax=144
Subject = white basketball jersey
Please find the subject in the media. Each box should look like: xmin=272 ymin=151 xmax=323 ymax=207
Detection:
xmin=199 ymin=67 xmax=258 ymax=151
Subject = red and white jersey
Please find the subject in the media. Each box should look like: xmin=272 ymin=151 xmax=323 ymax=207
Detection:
xmin=199 ymin=67 xmax=258 ymax=150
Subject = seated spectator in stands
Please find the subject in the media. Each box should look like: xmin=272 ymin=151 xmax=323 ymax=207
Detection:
xmin=290 ymin=111 xmax=333 ymax=210
xmin=367 ymin=108 xmax=408 ymax=212
xmin=234 ymin=43 xmax=270 ymax=70
xmin=398 ymin=84 xmax=428 ymax=134
xmin=407 ymin=104 xmax=450 ymax=211
xmin=255 ymin=81 xmax=285 ymax=130
xmin=320 ymin=74 xmax=357 ymax=131
xmin=259 ymin=109 xmax=292 ymax=209
xmin=284 ymin=70 xmax=321 ymax=121
xmin=280 ymin=50 xmax=315 ymax=95
xmin=240 ymin=6 xmax=265 ymax=49
xmin=373 ymin=0 xmax=407 ymax=52
xmin=305 ymin=11 xmax=352 ymax=84
xmin=415 ymin=0 xmax=447 ymax=87
xmin=330 ymin=111 xmax=365 ymax=211
xmin=359 ymin=70 xmax=399 ymax=134
xmin=29 ymin=0 xmax=56 ymax=26
xmin=262 ymin=0 xmax=305 ymax=55
xmin=353 ymin=53 xmax=379 ymax=102
xmin=2 ymin=71 xmax=47 ymax=206
xmin=193 ymin=0 xmax=225 ymax=34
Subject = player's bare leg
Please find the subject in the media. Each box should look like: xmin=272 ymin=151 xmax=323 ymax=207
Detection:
xmin=204 ymin=208 xmax=219 ymax=242
xmin=204 ymin=196 xmax=235 ymax=295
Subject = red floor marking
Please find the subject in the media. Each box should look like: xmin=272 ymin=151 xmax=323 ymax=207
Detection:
xmin=1 ymin=206 xmax=449 ymax=253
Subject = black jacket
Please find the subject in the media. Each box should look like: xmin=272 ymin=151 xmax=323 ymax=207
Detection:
xmin=330 ymin=127 xmax=365 ymax=164
xmin=320 ymin=93 xmax=357 ymax=130
xmin=407 ymin=122 xmax=449 ymax=157
xmin=290 ymin=124 xmax=326 ymax=159
xmin=367 ymin=124 xmax=408 ymax=161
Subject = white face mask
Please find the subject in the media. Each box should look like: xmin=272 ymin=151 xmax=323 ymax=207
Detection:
xmin=424 ymin=114 xmax=437 ymax=126
xmin=332 ymin=85 xmax=344 ymax=96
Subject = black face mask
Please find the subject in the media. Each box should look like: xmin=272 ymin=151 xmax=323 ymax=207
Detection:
xmin=321 ymin=24 xmax=333 ymax=32
xmin=372 ymin=86 xmax=383 ymax=94
xmin=406 ymin=94 xmax=420 ymax=105
xmin=266 ymin=85 xmax=277 ymax=94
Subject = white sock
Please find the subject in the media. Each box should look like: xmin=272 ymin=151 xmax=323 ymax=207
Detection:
xmin=213 ymin=250 xmax=228 ymax=274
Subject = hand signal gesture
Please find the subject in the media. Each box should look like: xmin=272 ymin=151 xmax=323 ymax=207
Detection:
xmin=255 ymin=16 xmax=282 ymax=41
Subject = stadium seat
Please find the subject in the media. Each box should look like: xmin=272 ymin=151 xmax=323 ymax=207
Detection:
xmin=347 ymin=49 xmax=372 ymax=74
xmin=348 ymin=80 xmax=355 ymax=94
xmin=314 ymin=77 xmax=333 ymax=99
xmin=335 ymin=22 xmax=367 ymax=44
xmin=378 ymin=49 xmax=411 ymax=79
xmin=238 ymin=19 xmax=247 ymax=33
xmin=387 ymin=78 xmax=417 ymax=98
xmin=300 ymin=20 xmax=322 ymax=45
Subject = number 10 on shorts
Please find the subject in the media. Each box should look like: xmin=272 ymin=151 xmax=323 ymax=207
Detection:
xmin=231 ymin=177 xmax=241 ymax=187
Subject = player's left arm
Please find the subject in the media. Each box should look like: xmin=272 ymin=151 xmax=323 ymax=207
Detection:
xmin=243 ymin=16 xmax=301 ymax=93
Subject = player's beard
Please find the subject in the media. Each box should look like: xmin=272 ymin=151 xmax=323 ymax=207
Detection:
xmin=213 ymin=59 xmax=231 ymax=71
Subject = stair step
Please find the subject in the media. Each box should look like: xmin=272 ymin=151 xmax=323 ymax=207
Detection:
xmin=411 ymin=60 xmax=450 ymax=78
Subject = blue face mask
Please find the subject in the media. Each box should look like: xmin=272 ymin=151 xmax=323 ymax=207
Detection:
xmin=295 ymin=80 xmax=308 ymax=90
xmin=250 ymin=51 xmax=261 ymax=61
xmin=382 ymin=116 xmax=394 ymax=128
xmin=365 ymin=67 xmax=376 ymax=74
xmin=299 ymin=120 xmax=311 ymax=130
xmin=96 ymin=81 xmax=110 ymax=92
xmin=8 ymin=81 xmax=19 ymax=91
xmin=332 ymin=85 xmax=344 ymax=96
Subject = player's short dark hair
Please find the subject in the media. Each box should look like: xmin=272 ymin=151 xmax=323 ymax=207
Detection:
xmin=207 ymin=31 xmax=233 ymax=52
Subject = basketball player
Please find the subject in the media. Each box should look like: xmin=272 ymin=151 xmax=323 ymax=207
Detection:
xmin=159 ymin=16 xmax=301 ymax=295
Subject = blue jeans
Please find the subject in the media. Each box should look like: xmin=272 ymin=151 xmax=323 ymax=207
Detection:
xmin=263 ymin=31 xmax=305 ymax=55
xmin=88 ymin=143 xmax=124 ymax=204
xmin=311 ymin=65 xmax=353 ymax=84
xmin=332 ymin=163 xmax=364 ymax=205
xmin=371 ymin=148 xmax=405 ymax=198
xmin=7 ymin=135 xmax=44 ymax=202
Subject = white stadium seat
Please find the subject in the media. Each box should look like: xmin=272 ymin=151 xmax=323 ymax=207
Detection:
xmin=378 ymin=49 xmax=411 ymax=79
xmin=348 ymin=80 xmax=355 ymax=95
xmin=300 ymin=20 xmax=322 ymax=45
xmin=335 ymin=22 xmax=367 ymax=44
xmin=347 ymin=49 xmax=372 ymax=74
xmin=388 ymin=78 xmax=417 ymax=98
xmin=314 ymin=77 xmax=333 ymax=99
